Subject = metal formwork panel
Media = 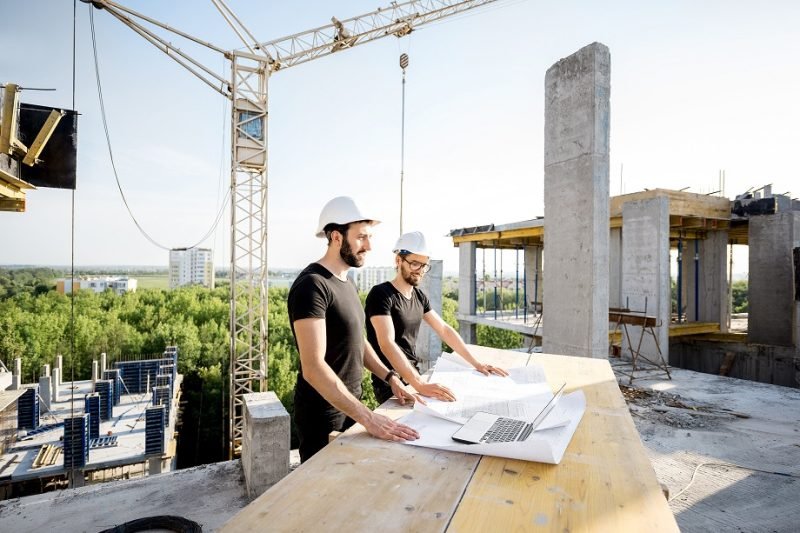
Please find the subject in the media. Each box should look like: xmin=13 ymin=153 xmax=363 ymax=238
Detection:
xmin=63 ymin=414 xmax=89 ymax=468
xmin=17 ymin=386 xmax=39 ymax=430
xmin=84 ymin=393 xmax=100 ymax=440
xmin=145 ymin=406 xmax=165 ymax=456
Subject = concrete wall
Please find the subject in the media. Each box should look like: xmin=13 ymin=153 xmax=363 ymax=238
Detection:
xmin=621 ymin=197 xmax=670 ymax=363
xmin=542 ymin=42 xmax=610 ymax=358
xmin=749 ymin=212 xmax=800 ymax=347
xmin=241 ymin=392 xmax=289 ymax=500
xmin=670 ymin=340 xmax=800 ymax=389
xmin=457 ymin=242 xmax=477 ymax=344
xmin=683 ymin=232 xmax=730 ymax=331
xmin=416 ymin=259 xmax=443 ymax=370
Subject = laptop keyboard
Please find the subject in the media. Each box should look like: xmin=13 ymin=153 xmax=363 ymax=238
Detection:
xmin=482 ymin=418 xmax=533 ymax=443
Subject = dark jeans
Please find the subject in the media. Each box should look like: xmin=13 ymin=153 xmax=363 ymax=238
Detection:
xmin=294 ymin=391 xmax=356 ymax=463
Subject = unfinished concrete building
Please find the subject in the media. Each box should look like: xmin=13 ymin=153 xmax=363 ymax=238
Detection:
xmin=451 ymin=41 xmax=799 ymax=389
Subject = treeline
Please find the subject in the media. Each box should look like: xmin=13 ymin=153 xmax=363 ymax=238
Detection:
xmin=0 ymin=268 xmax=521 ymax=465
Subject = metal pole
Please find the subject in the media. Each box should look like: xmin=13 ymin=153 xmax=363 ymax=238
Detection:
xmin=694 ymin=239 xmax=700 ymax=322
xmin=515 ymin=248 xmax=519 ymax=319
xmin=399 ymin=53 xmax=408 ymax=235
xmin=677 ymin=237 xmax=683 ymax=324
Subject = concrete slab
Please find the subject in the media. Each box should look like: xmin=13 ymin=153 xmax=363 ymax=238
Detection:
xmin=611 ymin=361 xmax=800 ymax=532
xmin=0 ymin=460 xmax=248 ymax=532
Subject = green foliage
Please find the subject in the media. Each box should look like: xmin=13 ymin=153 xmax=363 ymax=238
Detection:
xmin=732 ymin=280 xmax=748 ymax=313
xmin=476 ymin=325 xmax=523 ymax=350
xmin=0 ymin=268 xmax=58 ymax=299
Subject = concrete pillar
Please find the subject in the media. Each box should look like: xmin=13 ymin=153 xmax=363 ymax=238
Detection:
xmin=55 ymin=355 xmax=63 ymax=387
xmin=457 ymin=242 xmax=477 ymax=344
xmin=542 ymin=42 xmax=610 ymax=358
xmin=92 ymin=360 xmax=99 ymax=384
xmin=749 ymin=212 xmax=800 ymax=346
xmin=621 ymin=197 xmax=670 ymax=364
xmin=100 ymin=353 xmax=107 ymax=374
xmin=52 ymin=367 xmax=61 ymax=403
xmin=609 ymin=227 xmax=623 ymax=309
xmin=39 ymin=376 xmax=51 ymax=411
xmin=148 ymin=457 xmax=163 ymax=475
xmin=242 ymin=392 xmax=289 ymax=500
xmin=524 ymin=246 xmax=544 ymax=313
xmin=415 ymin=259 xmax=444 ymax=371
xmin=684 ymin=232 xmax=730 ymax=331
xmin=41 ymin=364 xmax=50 ymax=378
xmin=12 ymin=358 xmax=21 ymax=390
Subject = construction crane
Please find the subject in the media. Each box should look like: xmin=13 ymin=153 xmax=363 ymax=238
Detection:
xmin=81 ymin=0 xmax=500 ymax=457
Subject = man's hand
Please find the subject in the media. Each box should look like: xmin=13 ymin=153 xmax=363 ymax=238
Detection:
xmin=415 ymin=382 xmax=457 ymax=402
xmin=362 ymin=411 xmax=420 ymax=441
xmin=389 ymin=376 xmax=426 ymax=406
xmin=473 ymin=362 xmax=509 ymax=377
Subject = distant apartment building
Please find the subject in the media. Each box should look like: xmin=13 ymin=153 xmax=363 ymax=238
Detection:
xmin=169 ymin=247 xmax=214 ymax=289
xmin=56 ymin=277 xmax=137 ymax=295
xmin=351 ymin=266 xmax=395 ymax=293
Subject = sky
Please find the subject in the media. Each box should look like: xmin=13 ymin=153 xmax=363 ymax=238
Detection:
xmin=1 ymin=0 xmax=798 ymax=274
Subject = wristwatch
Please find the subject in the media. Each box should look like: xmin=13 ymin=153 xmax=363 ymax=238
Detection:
xmin=384 ymin=369 xmax=399 ymax=384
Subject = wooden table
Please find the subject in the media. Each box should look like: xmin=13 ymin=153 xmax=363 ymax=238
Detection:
xmin=222 ymin=346 xmax=678 ymax=532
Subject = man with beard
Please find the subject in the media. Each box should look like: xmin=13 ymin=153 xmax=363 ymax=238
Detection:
xmin=365 ymin=231 xmax=508 ymax=405
xmin=288 ymin=196 xmax=420 ymax=462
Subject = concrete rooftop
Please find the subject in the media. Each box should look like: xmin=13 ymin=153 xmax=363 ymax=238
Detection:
xmin=1 ymin=361 xmax=798 ymax=532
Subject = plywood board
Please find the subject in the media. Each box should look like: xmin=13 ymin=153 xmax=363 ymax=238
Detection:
xmin=448 ymin=348 xmax=679 ymax=532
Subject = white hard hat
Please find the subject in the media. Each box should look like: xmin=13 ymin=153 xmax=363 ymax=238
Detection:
xmin=315 ymin=196 xmax=380 ymax=238
xmin=393 ymin=231 xmax=430 ymax=257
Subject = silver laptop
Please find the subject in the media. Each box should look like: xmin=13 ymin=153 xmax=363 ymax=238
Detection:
xmin=451 ymin=383 xmax=567 ymax=444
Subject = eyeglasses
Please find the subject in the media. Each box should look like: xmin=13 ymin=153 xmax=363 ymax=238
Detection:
xmin=401 ymin=256 xmax=431 ymax=273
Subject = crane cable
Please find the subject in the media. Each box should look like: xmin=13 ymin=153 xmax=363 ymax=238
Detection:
xmin=88 ymin=7 xmax=230 ymax=252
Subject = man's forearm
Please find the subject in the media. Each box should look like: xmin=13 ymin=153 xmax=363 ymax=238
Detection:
xmin=302 ymin=363 xmax=372 ymax=423
xmin=374 ymin=340 xmax=424 ymax=387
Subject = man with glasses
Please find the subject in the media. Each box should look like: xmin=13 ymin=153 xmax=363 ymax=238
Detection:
xmin=289 ymin=197 xmax=420 ymax=462
xmin=365 ymin=231 xmax=508 ymax=404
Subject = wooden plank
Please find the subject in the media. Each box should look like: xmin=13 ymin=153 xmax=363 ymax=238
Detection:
xmin=609 ymin=311 xmax=658 ymax=327
xmin=448 ymin=348 xmax=679 ymax=532
xmin=668 ymin=322 xmax=720 ymax=337
xmin=610 ymin=189 xmax=729 ymax=220
xmin=221 ymin=401 xmax=480 ymax=533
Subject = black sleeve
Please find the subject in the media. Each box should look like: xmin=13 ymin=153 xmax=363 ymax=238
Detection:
xmin=417 ymin=288 xmax=432 ymax=314
xmin=365 ymin=284 xmax=393 ymax=319
xmin=288 ymin=274 xmax=329 ymax=322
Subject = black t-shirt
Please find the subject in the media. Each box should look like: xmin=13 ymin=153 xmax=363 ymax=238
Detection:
xmin=365 ymin=281 xmax=431 ymax=369
xmin=288 ymin=263 xmax=365 ymax=404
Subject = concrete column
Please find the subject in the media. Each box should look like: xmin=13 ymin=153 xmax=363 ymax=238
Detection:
xmin=609 ymin=227 xmax=623 ymax=309
xmin=415 ymin=259 xmax=443 ymax=370
xmin=684 ymin=231 xmax=730 ymax=331
xmin=621 ymin=197 xmax=670 ymax=364
xmin=242 ymin=392 xmax=289 ymax=500
xmin=39 ymin=376 xmax=52 ymax=411
xmin=52 ymin=367 xmax=61 ymax=403
xmin=12 ymin=358 xmax=21 ymax=390
xmin=524 ymin=246 xmax=544 ymax=313
xmin=542 ymin=42 xmax=610 ymax=358
xmin=41 ymin=364 xmax=50 ymax=378
xmin=92 ymin=360 xmax=99 ymax=384
xmin=100 ymin=353 xmax=107 ymax=374
xmin=457 ymin=242 xmax=477 ymax=344
xmin=148 ymin=457 xmax=163 ymax=475
xmin=55 ymin=355 xmax=63 ymax=387
xmin=749 ymin=212 xmax=800 ymax=346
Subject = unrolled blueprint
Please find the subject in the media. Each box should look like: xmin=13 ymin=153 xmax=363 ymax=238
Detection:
xmin=400 ymin=353 xmax=586 ymax=464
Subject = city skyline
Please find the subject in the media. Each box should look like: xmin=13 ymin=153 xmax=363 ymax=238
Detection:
xmin=2 ymin=1 xmax=798 ymax=274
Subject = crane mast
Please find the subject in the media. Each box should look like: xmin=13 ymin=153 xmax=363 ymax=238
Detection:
xmin=81 ymin=0 xmax=499 ymax=457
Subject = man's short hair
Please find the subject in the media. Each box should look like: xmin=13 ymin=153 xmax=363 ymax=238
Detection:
xmin=323 ymin=220 xmax=372 ymax=244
